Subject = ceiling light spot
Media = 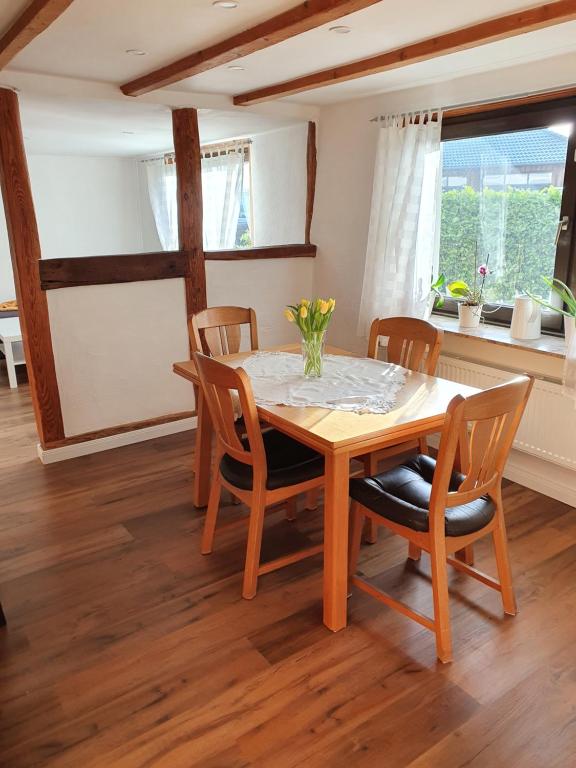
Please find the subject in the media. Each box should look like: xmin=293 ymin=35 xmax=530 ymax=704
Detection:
xmin=227 ymin=65 xmax=245 ymax=71
xmin=122 ymin=131 xmax=135 ymax=135
xmin=212 ymin=1 xmax=239 ymax=8
xmin=329 ymin=25 xmax=351 ymax=34
xmin=125 ymin=49 xmax=147 ymax=56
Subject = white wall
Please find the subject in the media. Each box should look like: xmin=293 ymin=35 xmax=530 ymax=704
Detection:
xmin=251 ymin=123 xmax=308 ymax=246
xmin=0 ymin=196 xmax=12 ymax=301
xmin=47 ymin=279 xmax=193 ymax=436
xmin=312 ymin=52 xmax=576 ymax=355
xmin=0 ymin=154 xmax=160 ymax=301
xmin=36 ymin=123 xmax=313 ymax=438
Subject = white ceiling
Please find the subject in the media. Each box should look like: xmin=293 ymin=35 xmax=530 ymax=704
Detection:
xmin=6 ymin=0 xmax=576 ymax=102
xmin=17 ymin=94 xmax=302 ymax=156
xmin=3 ymin=0 xmax=576 ymax=154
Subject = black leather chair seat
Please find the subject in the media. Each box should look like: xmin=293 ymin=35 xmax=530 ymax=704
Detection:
xmin=349 ymin=454 xmax=495 ymax=537
xmin=221 ymin=429 xmax=324 ymax=491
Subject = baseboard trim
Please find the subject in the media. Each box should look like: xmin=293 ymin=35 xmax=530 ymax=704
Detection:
xmin=428 ymin=436 xmax=576 ymax=507
xmin=503 ymin=450 xmax=576 ymax=508
xmin=38 ymin=416 xmax=197 ymax=464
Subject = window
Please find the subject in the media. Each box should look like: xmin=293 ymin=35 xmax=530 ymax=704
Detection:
xmin=200 ymin=141 xmax=253 ymax=250
xmin=436 ymin=98 xmax=576 ymax=331
xmin=145 ymin=139 xmax=253 ymax=254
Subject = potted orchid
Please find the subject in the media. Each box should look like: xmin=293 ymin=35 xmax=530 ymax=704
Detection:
xmin=448 ymin=256 xmax=492 ymax=329
xmin=284 ymin=297 xmax=335 ymax=377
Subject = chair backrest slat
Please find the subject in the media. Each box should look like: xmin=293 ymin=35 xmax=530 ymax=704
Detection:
xmin=430 ymin=377 xmax=534 ymax=521
xmin=368 ymin=317 xmax=443 ymax=375
xmin=194 ymin=353 xmax=265 ymax=472
xmin=190 ymin=306 xmax=258 ymax=358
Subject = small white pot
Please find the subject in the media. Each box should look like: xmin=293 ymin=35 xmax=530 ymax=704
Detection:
xmin=458 ymin=303 xmax=483 ymax=329
xmin=565 ymin=315 xmax=576 ymax=346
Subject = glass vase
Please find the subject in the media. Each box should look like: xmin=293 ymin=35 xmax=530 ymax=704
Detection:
xmin=301 ymin=331 xmax=325 ymax=378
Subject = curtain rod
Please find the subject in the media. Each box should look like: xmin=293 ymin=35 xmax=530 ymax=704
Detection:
xmin=370 ymin=84 xmax=576 ymax=123
xmin=140 ymin=138 xmax=252 ymax=164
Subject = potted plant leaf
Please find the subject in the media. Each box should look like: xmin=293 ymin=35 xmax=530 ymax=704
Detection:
xmin=527 ymin=277 xmax=576 ymax=346
xmin=427 ymin=273 xmax=446 ymax=318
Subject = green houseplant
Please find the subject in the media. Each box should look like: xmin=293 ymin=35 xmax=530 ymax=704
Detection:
xmin=527 ymin=277 xmax=576 ymax=345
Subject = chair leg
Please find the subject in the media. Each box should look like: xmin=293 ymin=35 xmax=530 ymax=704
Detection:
xmin=242 ymin=491 xmax=267 ymax=600
xmin=363 ymin=454 xmax=379 ymax=544
xmin=305 ymin=489 xmax=319 ymax=510
xmin=348 ymin=502 xmax=365 ymax=581
xmin=201 ymin=472 xmax=222 ymax=555
xmin=455 ymin=545 xmax=475 ymax=566
xmin=407 ymin=541 xmax=422 ymax=561
xmin=430 ymin=537 xmax=452 ymax=663
xmin=492 ymin=507 xmax=517 ymax=616
xmin=286 ymin=496 xmax=298 ymax=521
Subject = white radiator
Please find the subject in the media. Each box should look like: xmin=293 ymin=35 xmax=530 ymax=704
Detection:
xmin=437 ymin=356 xmax=576 ymax=472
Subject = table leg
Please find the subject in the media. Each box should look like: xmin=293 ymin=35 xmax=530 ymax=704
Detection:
xmin=323 ymin=451 xmax=350 ymax=632
xmin=193 ymin=385 xmax=213 ymax=508
xmin=4 ymin=340 xmax=17 ymax=389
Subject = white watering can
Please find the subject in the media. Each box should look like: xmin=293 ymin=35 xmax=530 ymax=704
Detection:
xmin=510 ymin=296 xmax=541 ymax=340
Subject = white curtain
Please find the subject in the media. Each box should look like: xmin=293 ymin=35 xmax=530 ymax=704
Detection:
xmin=145 ymin=158 xmax=178 ymax=251
xmin=357 ymin=111 xmax=443 ymax=337
xmin=202 ymin=152 xmax=244 ymax=250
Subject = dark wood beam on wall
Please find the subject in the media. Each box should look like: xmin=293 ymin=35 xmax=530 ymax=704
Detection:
xmin=305 ymin=121 xmax=317 ymax=245
xmin=39 ymin=251 xmax=190 ymax=290
xmin=172 ymin=108 xmax=207 ymax=322
xmin=234 ymin=0 xmax=576 ymax=105
xmin=0 ymin=0 xmax=75 ymax=70
xmin=120 ymin=0 xmax=383 ymax=97
xmin=39 ymin=245 xmax=317 ymax=290
xmin=0 ymin=87 xmax=64 ymax=445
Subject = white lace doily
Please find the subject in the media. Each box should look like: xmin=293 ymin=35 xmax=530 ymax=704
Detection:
xmin=236 ymin=352 xmax=406 ymax=414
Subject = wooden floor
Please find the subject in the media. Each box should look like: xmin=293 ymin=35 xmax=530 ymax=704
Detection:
xmin=2 ymin=369 xmax=576 ymax=767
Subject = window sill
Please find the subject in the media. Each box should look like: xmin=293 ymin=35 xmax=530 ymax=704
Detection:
xmin=431 ymin=314 xmax=567 ymax=359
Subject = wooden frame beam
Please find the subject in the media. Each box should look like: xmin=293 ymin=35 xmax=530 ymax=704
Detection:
xmin=172 ymin=108 xmax=207 ymax=323
xmin=120 ymin=0 xmax=383 ymax=97
xmin=234 ymin=0 xmax=576 ymax=105
xmin=305 ymin=121 xmax=317 ymax=245
xmin=0 ymin=0 xmax=75 ymax=70
xmin=38 ymin=245 xmax=317 ymax=290
xmin=0 ymin=87 xmax=64 ymax=445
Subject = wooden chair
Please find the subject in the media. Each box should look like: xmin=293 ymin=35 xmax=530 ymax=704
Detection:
xmin=348 ymin=375 xmax=534 ymax=662
xmin=189 ymin=306 xmax=259 ymax=358
xmin=194 ymin=352 xmax=325 ymax=599
xmin=363 ymin=317 xmax=444 ymax=544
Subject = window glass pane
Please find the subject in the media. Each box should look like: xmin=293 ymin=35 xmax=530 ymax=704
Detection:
xmin=439 ymin=125 xmax=571 ymax=306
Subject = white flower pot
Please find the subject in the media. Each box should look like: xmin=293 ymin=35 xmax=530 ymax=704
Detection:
xmin=458 ymin=303 xmax=483 ymax=329
xmin=565 ymin=315 xmax=576 ymax=347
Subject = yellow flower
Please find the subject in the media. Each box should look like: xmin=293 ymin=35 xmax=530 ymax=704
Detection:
xmin=284 ymin=308 xmax=295 ymax=323
xmin=300 ymin=305 xmax=308 ymax=319
xmin=300 ymin=298 xmax=310 ymax=307
xmin=328 ymin=298 xmax=336 ymax=311
xmin=319 ymin=300 xmax=330 ymax=315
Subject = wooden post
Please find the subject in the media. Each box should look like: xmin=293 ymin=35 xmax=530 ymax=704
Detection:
xmin=172 ymin=108 xmax=207 ymax=323
xmin=0 ymin=88 xmax=64 ymax=445
xmin=305 ymin=121 xmax=317 ymax=245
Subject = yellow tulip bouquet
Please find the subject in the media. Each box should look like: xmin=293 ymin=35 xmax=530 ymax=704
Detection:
xmin=284 ymin=298 xmax=335 ymax=377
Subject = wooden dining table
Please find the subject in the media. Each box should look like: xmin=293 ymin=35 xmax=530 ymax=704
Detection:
xmin=173 ymin=344 xmax=479 ymax=633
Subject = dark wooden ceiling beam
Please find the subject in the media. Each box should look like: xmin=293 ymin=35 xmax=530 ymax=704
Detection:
xmin=120 ymin=0 xmax=383 ymax=97
xmin=0 ymin=0 xmax=75 ymax=70
xmin=234 ymin=0 xmax=576 ymax=105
